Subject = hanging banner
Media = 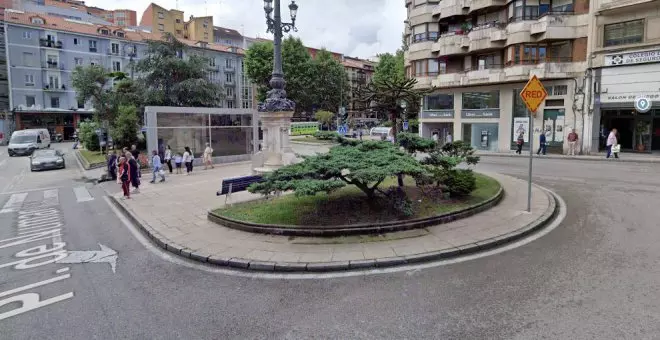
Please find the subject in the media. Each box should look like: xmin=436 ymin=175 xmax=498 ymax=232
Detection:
xmin=513 ymin=117 xmax=529 ymax=143
xmin=554 ymin=116 xmax=565 ymax=142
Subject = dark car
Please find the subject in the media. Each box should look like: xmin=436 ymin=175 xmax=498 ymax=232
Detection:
xmin=30 ymin=149 xmax=65 ymax=171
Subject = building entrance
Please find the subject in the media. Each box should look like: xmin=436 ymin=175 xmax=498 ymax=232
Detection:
xmin=601 ymin=108 xmax=658 ymax=153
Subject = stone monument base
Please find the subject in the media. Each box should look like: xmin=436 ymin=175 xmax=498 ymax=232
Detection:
xmin=252 ymin=110 xmax=299 ymax=175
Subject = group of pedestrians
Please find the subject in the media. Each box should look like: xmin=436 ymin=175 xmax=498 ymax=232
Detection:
xmin=515 ymin=127 xmax=621 ymax=159
xmin=108 ymin=143 xmax=215 ymax=200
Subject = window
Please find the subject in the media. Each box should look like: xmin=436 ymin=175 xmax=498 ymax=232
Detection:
xmin=77 ymin=99 xmax=85 ymax=109
xmin=508 ymin=0 xmax=538 ymax=22
xmin=604 ymin=20 xmax=644 ymax=47
xmin=31 ymin=17 xmax=44 ymax=24
xmin=73 ymin=38 xmax=79 ymax=45
xmin=476 ymin=54 xmax=498 ymax=70
xmin=203 ymin=23 xmax=208 ymax=28
xmin=225 ymin=58 xmax=233 ymax=68
xmin=116 ymin=32 xmax=125 ymax=38
xmin=226 ymin=87 xmax=234 ymax=96
xmin=111 ymin=43 xmax=120 ymax=55
xmin=552 ymin=85 xmax=568 ymax=96
xmin=22 ymin=31 xmax=32 ymax=39
xmin=227 ymin=100 xmax=234 ymax=108
xmin=545 ymin=99 xmax=565 ymax=107
xmin=507 ymin=43 xmax=571 ymax=65
xmin=424 ymin=94 xmax=454 ymax=110
xmin=176 ymin=30 xmax=183 ymax=35
xmin=50 ymin=97 xmax=60 ymax=108
xmin=158 ymin=12 xmax=164 ymax=19
xmin=22 ymin=52 xmax=33 ymax=67
xmin=158 ymin=24 xmax=165 ymax=31
xmin=89 ymin=40 xmax=97 ymax=52
xmin=24 ymin=75 xmax=34 ymax=86
xmin=74 ymin=57 xmax=84 ymax=66
xmin=176 ymin=19 xmax=181 ymax=23
xmin=113 ymin=61 xmax=121 ymax=72
xmin=48 ymin=75 xmax=59 ymax=89
xmin=26 ymin=96 xmax=35 ymax=107
xmin=100 ymin=29 xmax=110 ymax=35
xmin=209 ymin=57 xmax=216 ymax=66
xmin=226 ymin=73 xmax=234 ymax=82
xmin=547 ymin=41 xmax=572 ymax=62
xmin=462 ymin=91 xmax=500 ymax=109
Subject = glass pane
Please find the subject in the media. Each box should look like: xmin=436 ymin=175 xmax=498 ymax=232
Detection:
xmin=425 ymin=94 xmax=454 ymax=110
xmin=462 ymin=91 xmax=500 ymax=109
xmin=210 ymin=127 xmax=253 ymax=156
xmin=157 ymin=127 xmax=209 ymax=158
xmin=209 ymin=114 xmax=252 ymax=127
xmin=157 ymin=112 xmax=209 ymax=128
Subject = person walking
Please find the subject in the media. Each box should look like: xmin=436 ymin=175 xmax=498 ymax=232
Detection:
xmin=150 ymin=150 xmax=166 ymax=183
xmin=203 ymin=143 xmax=214 ymax=170
xmin=107 ymin=151 xmax=117 ymax=181
xmin=183 ymin=147 xmax=193 ymax=175
xmin=164 ymin=145 xmax=173 ymax=174
xmin=118 ymin=157 xmax=131 ymax=200
xmin=174 ymin=153 xmax=183 ymax=174
xmin=446 ymin=132 xmax=453 ymax=144
xmin=537 ymin=132 xmax=547 ymax=156
xmin=516 ymin=132 xmax=525 ymax=154
xmin=567 ymin=129 xmax=579 ymax=156
xmin=606 ymin=128 xmax=618 ymax=159
xmin=130 ymin=145 xmax=141 ymax=178
xmin=127 ymin=151 xmax=141 ymax=193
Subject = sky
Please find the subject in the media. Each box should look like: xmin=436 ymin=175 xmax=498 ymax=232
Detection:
xmin=83 ymin=0 xmax=407 ymax=59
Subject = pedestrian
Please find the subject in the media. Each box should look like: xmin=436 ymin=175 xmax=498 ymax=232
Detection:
xmin=164 ymin=145 xmax=173 ymax=174
xmin=516 ymin=132 xmax=524 ymax=154
xmin=183 ymin=146 xmax=193 ymax=175
xmin=118 ymin=157 xmax=131 ymax=200
xmin=537 ymin=132 xmax=547 ymax=155
xmin=150 ymin=150 xmax=166 ymax=183
xmin=130 ymin=144 xmax=141 ymax=178
xmin=446 ymin=132 xmax=453 ymax=144
xmin=203 ymin=143 xmax=214 ymax=170
xmin=567 ymin=129 xmax=579 ymax=156
xmin=107 ymin=150 xmax=117 ymax=181
xmin=174 ymin=153 xmax=183 ymax=174
xmin=606 ymin=128 xmax=618 ymax=159
xmin=126 ymin=151 xmax=140 ymax=193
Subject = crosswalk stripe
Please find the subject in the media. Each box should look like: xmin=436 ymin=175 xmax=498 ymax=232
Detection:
xmin=73 ymin=186 xmax=94 ymax=203
xmin=0 ymin=193 xmax=28 ymax=214
xmin=43 ymin=189 xmax=59 ymax=202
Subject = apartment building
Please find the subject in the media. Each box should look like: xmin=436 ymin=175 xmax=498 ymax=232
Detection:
xmin=342 ymin=57 xmax=376 ymax=119
xmin=405 ymin=0 xmax=589 ymax=154
xmin=139 ymin=4 xmax=213 ymax=44
xmin=95 ymin=9 xmax=137 ymax=27
xmin=4 ymin=10 xmax=245 ymax=139
xmin=184 ymin=15 xmax=213 ymax=44
xmin=214 ymin=26 xmax=243 ymax=47
xmin=588 ymin=0 xmax=660 ymax=154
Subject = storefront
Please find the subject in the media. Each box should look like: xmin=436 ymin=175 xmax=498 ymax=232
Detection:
xmin=460 ymin=90 xmax=501 ymax=152
xmin=419 ymin=92 xmax=455 ymax=143
xmin=13 ymin=110 xmax=92 ymax=140
xmin=595 ymin=48 xmax=660 ymax=153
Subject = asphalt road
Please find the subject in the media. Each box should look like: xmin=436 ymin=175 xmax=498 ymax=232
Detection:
xmin=2 ymin=143 xmax=660 ymax=339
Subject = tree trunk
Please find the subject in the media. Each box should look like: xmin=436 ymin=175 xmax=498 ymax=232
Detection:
xmin=390 ymin=110 xmax=398 ymax=143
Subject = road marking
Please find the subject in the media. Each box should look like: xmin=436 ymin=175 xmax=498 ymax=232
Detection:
xmin=73 ymin=186 xmax=93 ymax=202
xmin=56 ymin=243 xmax=118 ymax=273
xmin=56 ymin=267 xmax=69 ymax=274
xmin=0 ymin=186 xmax=63 ymax=196
xmin=0 ymin=273 xmax=71 ymax=299
xmin=0 ymin=193 xmax=28 ymax=214
xmin=43 ymin=189 xmax=59 ymax=201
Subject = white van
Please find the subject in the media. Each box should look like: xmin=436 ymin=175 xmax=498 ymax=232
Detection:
xmin=8 ymin=129 xmax=51 ymax=156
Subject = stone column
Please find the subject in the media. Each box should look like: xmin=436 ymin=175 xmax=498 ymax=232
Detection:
xmin=252 ymin=110 xmax=298 ymax=174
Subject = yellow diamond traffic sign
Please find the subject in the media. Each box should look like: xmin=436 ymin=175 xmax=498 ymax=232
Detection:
xmin=519 ymin=75 xmax=548 ymax=115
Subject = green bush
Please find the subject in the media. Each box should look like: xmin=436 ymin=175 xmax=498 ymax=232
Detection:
xmin=313 ymin=131 xmax=340 ymax=140
xmin=78 ymin=120 xmax=100 ymax=151
xmin=110 ymin=105 xmax=139 ymax=149
xmin=445 ymin=169 xmax=476 ymax=197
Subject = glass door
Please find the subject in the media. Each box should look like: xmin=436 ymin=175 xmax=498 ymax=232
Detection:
xmin=634 ymin=118 xmax=652 ymax=152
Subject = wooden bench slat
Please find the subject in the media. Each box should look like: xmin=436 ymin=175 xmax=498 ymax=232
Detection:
xmin=217 ymin=175 xmax=263 ymax=196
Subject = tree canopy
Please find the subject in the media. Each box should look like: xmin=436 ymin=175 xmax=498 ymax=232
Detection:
xmin=314 ymin=110 xmax=334 ymax=130
xmin=307 ymin=49 xmax=350 ymax=113
xmin=71 ymin=65 xmax=117 ymax=122
xmin=372 ymin=50 xmax=405 ymax=85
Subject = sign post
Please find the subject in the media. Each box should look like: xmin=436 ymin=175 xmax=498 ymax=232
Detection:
xmin=519 ymin=75 xmax=548 ymax=212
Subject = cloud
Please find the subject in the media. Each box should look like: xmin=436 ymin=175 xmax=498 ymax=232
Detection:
xmin=83 ymin=0 xmax=406 ymax=58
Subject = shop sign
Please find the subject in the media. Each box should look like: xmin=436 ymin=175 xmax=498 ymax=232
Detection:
xmin=603 ymin=93 xmax=660 ymax=103
xmin=421 ymin=110 xmax=454 ymax=119
xmin=461 ymin=109 xmax=500 ymax=118
xmin=635 ymin=96 xmax=652 ymax=113
xmin=605 ymin=49 xmax=660 ymax=67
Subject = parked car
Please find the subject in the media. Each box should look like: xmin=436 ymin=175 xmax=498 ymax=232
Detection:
xmin=8 ymin=129 xmax=51 ymax=156
xmin=30 ymin=149 xmax=65 ymax=171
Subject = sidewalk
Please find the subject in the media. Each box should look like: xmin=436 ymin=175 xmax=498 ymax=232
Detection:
xmin=109 ymin=163 xmax=558 ymax=272
xmin=477 ymin=150 xmax=660 ymax=163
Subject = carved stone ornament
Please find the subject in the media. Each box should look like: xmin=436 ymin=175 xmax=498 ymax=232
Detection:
xmin=258 ymin=88 xmax=295 ymax=112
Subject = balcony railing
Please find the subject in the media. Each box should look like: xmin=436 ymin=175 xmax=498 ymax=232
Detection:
xmin=44 ymin=61 xmax=64 ymax=70
xmin=413 ymin=32 xmax=440 ymax=43
xmin=43 ymin=84 xmax=66 ymax=92
xmin=505 ymin=56 xmax=573 ymax=66
xmin=538 ymin=9 xmax=575 ymax=18
xmin=106 ymin=48 xmax=123 ymax=56
xmin=39 ymin=39 xmax=62 ymax=49
xmin=224 ymin=65 xmax=235 ymax=72
xmin=208 ymin=64 xmax=220 ymax=71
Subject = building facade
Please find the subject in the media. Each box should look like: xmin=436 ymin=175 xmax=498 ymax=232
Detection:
xmin=405 ymin=0 xmax=590 ymax=154
xmin=588 ymin=0 xmax=660 ymax=154
xmin=342 ymin=56 xmax=376 ymax=119
xmin=4 ymin=10 xmax=245 ymax=139
xmin=139 ymin=4 xmax=212 ymax=44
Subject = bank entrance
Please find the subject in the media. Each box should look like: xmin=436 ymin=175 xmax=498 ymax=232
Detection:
xmin=600 ymin=108 xmax=660 ymax=153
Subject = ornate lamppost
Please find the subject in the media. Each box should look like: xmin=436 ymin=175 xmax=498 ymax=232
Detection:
xmin=253 ymin=0 xmax=300 ymax=173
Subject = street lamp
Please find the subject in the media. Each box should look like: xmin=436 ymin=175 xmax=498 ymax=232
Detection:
xmin=259 ymin=0 xmax=299 ymax=112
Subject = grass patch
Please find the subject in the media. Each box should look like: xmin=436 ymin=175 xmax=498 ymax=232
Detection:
xmin=290 ymin=136 xmax=337 ymax=144
xmin=214 ymin=173 xmax=500 ymax=226
xmin=79 ymin=149 xmax=106 ymax=166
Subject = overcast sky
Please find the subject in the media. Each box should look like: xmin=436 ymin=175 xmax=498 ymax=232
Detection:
xmin=83 ymin=0 xmax=406 ymax=59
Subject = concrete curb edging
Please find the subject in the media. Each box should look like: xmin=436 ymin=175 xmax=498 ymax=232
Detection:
xmin=74 ymin=149 xmax=105 ymax=170
xmin=207 ymin=185 xmax=504 ymax=237
xmin=290 ymin=141 xmax=337 ymax=146
xmin=109 ymin=185 xmax=559 ymax=273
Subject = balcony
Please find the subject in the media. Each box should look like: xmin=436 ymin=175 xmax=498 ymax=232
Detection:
xmin=409 ymin=3 xmax=436 ymax=26
xmin=505 ymin=21 xmax=533 ymax=45
xmin=530 ymin=12 xmax=588 ymax=41
xmin=43 ymin=61 xmax=64 ymax=70
xmin=468 ymin=22 xmax=507 ymax=51
xmin=43 ymin=84 xmax=66 ymax=92
xmin=224 ymin=65 xmax=235 ymax=72
xmin=432 ymin=73 xmax=462 ymax=88
xmin=106 ymin=48 xmax=125 ymax=56
xmin=464 ymin=64 xmax=506 ymax=85
xmin=39 ymin=39 xmax=62 ymax=49
xmin=413 ymin=75 xmax=434 ymax=89
xmin=224 ymin=79 xmax=235 ymax=86
xmin=432 ymin=32 xmax=469 ymax=56
xmin=505 ymin=58 xmax=586 ymax=80
xmin=208 ymin=64 xmax=220 ymax=72
xmin=439 ymin=0 xmax=470 ymax=19
xmin=469 ymin=0 xmax=505 ymax=13
xmin=597 ymin=0 xmax=656 ymax=12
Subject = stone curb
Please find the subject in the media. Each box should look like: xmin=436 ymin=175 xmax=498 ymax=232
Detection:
xmin=74 ymin=149 xmax=105 ymax=170
xmin=109 ymin=184 xmax=559 ymax=273
xmin=478 ymin=152 xmax=660 ymax=164
xmin=290 ymin=141 xmax=337 ymax=146
xmin=208 ymin=182 xmax=504 ymax=237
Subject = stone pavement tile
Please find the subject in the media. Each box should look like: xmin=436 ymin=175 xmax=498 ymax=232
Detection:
xmin=434 ymin=229 xmax=479 ymax=247
xmin=362 ymin=246 xmax=396 ymax=259
xmin=244 ymin=250 xmax=276 ymax=261
xmin=269 ymin=252 xmax=302 ymax=262
xmin=210 ymin=246 xmax=253 ymax=258
xmin=298 ymin=252 xmax=333 ymax=263
xmin=418 ymin=237 xmax=456 ymax=252
xmin=392 ymin=245 xmax=426 ymax=257
xmin=158 ymin=227 xmax=187 ymax=240
xmin=331 ymin=250 xmax=366 ymax=261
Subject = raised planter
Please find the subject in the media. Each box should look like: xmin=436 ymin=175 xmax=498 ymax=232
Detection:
xmin=208 ymin=185 xmax=504 ymax=237
xmin=75 ymin=149 xmax=106 ymax=170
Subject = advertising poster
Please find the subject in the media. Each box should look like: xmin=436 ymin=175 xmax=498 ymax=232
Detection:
xmin=513 ymin=117 xmax=529 ymax=143
xmin=555 ymin=116 xmax=565 ymax=142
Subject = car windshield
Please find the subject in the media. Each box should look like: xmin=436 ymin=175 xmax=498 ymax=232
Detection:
xmin=33 ymin=150 xmax=57 ymax=157
xmin=10 ymin=135 xmax=36 ymax=144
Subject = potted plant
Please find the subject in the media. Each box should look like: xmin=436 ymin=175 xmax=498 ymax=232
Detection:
xmin=635 ymin=121 xmax=648 ymax=152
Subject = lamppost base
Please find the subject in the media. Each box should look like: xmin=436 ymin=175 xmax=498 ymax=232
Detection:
xmin=257 ymin=94 xmax=295 ymax=113
xmin=252 ymin=110 xmax=299 ymax=174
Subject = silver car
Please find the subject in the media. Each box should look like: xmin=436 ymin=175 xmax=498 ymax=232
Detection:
xmin=30 ymin=149 xmax=66 ymax=172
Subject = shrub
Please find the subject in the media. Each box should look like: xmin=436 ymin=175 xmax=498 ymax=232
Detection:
xmin=314 ymin=131 xmax=340 ymax=140
xmin=78 ymin=119 xmax=100 ymax=151
xmin=110 ymin=105 xmax=139 ymax=149
xmin=445 ymin=169 xmax=476 ymax=197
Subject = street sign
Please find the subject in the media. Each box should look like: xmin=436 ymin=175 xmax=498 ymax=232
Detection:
xmin=520 ymin=75 xmax=548 ymax=115
xmin=337 ymin=125 xmax=347 ymax=135
xmin=403 ymin=120 xmax=409 ymax=131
